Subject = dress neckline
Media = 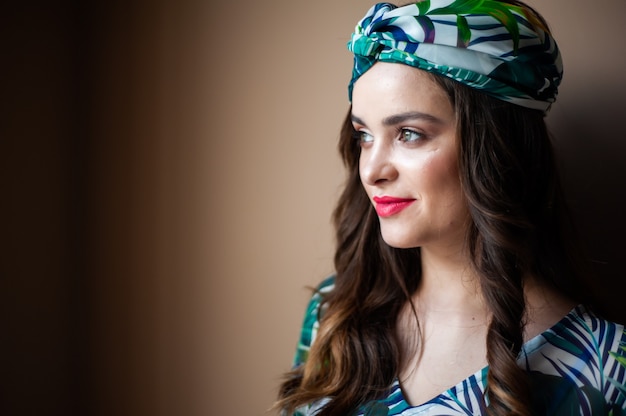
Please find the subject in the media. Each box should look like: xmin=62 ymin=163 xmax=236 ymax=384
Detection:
xmin=393 ymin=305 xmax=585 ymax=410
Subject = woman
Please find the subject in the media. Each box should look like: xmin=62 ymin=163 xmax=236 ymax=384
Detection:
xmin=277 ymin=1 xmax=626 ymax=415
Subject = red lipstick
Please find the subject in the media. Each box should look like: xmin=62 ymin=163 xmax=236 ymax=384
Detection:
xmin=372 ymin=196 xmax=416 ymax=217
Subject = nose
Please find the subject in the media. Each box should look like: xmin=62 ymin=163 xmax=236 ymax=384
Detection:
xmin=359 ymin=141 xmax=398 ymax=186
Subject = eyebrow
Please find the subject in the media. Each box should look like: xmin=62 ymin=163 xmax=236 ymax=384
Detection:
xmin=351 ymin=111 xmax=443 ymax=126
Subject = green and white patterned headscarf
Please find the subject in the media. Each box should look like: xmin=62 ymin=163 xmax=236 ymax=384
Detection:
xmin=348 ymin=0 xmax=563 ymax=113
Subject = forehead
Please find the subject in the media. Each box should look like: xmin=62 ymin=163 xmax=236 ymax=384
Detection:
xmin=351 ymin=62 xmax=453 ymax=123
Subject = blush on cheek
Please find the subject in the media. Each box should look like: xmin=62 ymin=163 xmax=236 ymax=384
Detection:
xmin=422 ymin=151 xmax=465 ymax=211
xmin=418 ymin=151 xmax=457 ymax=183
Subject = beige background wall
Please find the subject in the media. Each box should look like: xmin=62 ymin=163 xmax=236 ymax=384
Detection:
xmin=3 ymin=1 xmax=625 ymax=415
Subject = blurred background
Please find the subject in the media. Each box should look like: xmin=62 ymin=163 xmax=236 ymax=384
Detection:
xmin=2 ymin=0 xmax=625 ymax=415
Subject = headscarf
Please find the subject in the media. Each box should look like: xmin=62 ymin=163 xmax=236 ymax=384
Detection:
xmin=347 ymin=0 xmax=562 ymax=113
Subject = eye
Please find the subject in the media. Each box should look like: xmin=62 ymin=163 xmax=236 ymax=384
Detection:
xmin=399 ymin=128 xmax=423 ymax=143
xmin=356 ymin=131 xmax=374 ymax=145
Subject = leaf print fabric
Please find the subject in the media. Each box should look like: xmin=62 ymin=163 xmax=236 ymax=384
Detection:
xmin=347 ymin=0 xmax=563 ymax=113
xmin=291 ymin=277 xmax=626 ymax=415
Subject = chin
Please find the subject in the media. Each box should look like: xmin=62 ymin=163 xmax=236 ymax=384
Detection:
xmin=380 ymin=233 xmax=419 ymax=249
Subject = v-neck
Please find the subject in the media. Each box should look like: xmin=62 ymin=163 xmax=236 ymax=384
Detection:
xmin=390 ymin=305 xmax=584 ymax=412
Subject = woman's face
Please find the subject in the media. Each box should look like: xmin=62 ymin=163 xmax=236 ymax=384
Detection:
xmin=352 ymin=62 xmax=468 ymax=252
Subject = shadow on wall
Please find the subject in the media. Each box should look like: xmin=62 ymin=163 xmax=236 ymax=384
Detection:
xmin=551 ymin=85 xmax=626 ymax=324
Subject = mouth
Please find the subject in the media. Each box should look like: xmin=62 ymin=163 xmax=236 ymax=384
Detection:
xmin=372 ymin=196 xmax=416 ymax=217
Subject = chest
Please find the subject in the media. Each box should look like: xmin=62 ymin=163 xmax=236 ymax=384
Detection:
xmin=397 ymin=322 xmax=488 ymax=406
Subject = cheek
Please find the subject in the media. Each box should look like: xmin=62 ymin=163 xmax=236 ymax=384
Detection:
xmin=358 ymin=153 xmax=365 ymax=180
xmin=357 ymin=155 xmax=369 ymax=190
xmin=417 ymin=153 xmax=465 ymax=210
xmin=407 ymin=151 xmax=459 ymax=189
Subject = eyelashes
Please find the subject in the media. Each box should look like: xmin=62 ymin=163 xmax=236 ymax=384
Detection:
xmin=352 ymin=127 xmax=426 ymax=146
xmin=356 ymin=131 xmax=374 ymax=144
xmin=398 ymin=128 xmax=424 ymax=143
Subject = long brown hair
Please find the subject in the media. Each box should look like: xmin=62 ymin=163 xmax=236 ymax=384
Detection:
xmin=277 ymin=4 xmax=590 ymax=416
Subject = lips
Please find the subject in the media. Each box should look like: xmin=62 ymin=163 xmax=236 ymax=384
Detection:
xmin=372 ymin=196 xmax=416 ymax=217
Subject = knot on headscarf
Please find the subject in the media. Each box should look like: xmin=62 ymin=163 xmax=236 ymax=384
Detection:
xmin=350 ymin=33 xmax=385 ymax=57
xmin=347 ymin=0 xmax=563 ymax=113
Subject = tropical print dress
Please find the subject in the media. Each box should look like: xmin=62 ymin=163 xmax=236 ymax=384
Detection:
xmin=291 ymin=276 xmax=626 ymax=415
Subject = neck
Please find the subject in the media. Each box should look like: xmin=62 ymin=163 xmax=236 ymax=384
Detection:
xmin=415 ymin=245 xmax=484 ymax=315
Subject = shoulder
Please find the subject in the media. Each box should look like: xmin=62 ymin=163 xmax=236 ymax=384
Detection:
xmin=549 ymin=305 xmax=625 ymax=360
xmin=537 ymin=305 xmax=626 ymax=373
xmin=292 ymin=276 xmax=335 ymax=368
xmin=523 ymin=305 xmax=626 ymax=413
xmin=305 ymin=275 xmax=336 ymax=317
